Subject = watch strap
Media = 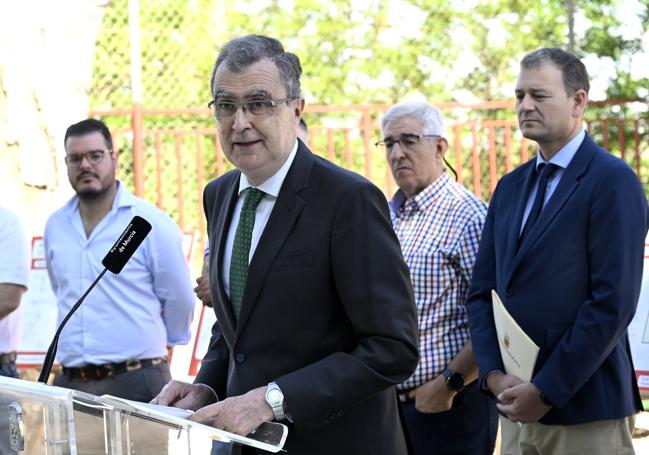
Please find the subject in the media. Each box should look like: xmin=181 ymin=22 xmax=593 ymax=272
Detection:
xmin=442 ymin=367 xmax=465 ymax=391
xmin=266 ymin=382 xmax=286 ymax=421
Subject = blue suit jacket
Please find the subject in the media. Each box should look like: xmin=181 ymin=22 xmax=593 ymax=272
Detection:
xmin=467 ymin=133 xmax=648 ymax=425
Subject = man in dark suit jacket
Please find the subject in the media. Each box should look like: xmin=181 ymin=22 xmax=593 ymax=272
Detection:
xmin=466 ymin=48 xmax=648 ymax=454
xmin=153 ymin=35 xmax=419 ymax=454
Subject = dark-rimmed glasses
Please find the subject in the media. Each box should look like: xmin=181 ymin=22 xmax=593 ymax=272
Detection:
xmin=375 ymin=133 xmax=441 ymax=154
xmin=65 ymin=150 xmax=112 ymax=167
xmin=208 ymin=98 xmax=296 ymax=118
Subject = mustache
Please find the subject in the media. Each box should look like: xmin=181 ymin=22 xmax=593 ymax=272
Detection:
xmin=77 ymin=172 xmax=98 ymax=181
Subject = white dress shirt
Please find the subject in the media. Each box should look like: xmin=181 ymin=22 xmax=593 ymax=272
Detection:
xmin=44 ymin=182 xmax=195 ymax=367
xmin=0 ymin=208 xmax=29 ymax=353
xmin=520 ymin=130 xmax=585 ymax=233
xmin=222 ymin=141 xmax=298 ymax=298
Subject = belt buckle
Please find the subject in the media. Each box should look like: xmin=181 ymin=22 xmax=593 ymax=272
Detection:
xmin=79 ymin=368 xmax=90 ymax=382
xmin=97 ymin=366 xmax=112 ymax=379
xmin=126 ymin=360 xmax=141 ymax=372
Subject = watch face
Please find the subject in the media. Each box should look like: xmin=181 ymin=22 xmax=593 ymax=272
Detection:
xmin=267 ymin=389 xmax=283 ymax=404
xmin=446 ymin=372 xmax=465 ymax=391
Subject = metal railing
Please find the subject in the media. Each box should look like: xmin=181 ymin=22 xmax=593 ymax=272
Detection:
xmin=90 ymin=100 xmax=649 ymax=252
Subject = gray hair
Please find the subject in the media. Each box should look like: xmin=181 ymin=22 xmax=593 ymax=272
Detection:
xmin=381 ymin=101 xmax=446 ymax=137
xmin=210 ymin=35 xmax=302 ymax=99
xmin=521 ymin=48 xmax=590 ymax=96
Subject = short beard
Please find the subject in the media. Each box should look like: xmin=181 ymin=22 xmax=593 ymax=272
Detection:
xmin=75 ymin=181 xmax=114 ymax=202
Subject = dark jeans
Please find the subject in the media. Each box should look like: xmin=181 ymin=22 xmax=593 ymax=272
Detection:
xmin=400 ymin=381 xmax=498 ymax=455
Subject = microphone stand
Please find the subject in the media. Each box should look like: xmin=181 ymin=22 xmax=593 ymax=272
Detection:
xmin=37 ymin=268 xmax=108 ymax=383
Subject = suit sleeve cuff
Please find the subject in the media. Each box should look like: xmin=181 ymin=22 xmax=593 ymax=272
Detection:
xmin=482 ymin=370 xmax=505 ymax=391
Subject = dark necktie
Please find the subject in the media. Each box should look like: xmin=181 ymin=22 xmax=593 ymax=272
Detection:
xmin=230 ymin=188 xmax=265 ymax=319
xmin=518 ymin=163 xmax=559 ymax=248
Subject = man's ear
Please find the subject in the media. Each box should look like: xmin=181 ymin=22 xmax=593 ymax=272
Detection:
xmin=436 ymin=137 xmax=449 ymax=159
xmin=572 ymin=89 xmax=588 ymax=118
xmin=294 ymin=98 xmax=305 ymax=120
xmin=112 ymin=149 xmax=120 ymax=173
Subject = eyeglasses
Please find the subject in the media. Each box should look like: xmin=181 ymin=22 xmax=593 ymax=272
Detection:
xmin=208 ymin=98 xmax=296 ymax=118
xmin=375 ymin=133 xmax=440 ymax=154
xmin=65 ymin=150 xmax=111 ymax=167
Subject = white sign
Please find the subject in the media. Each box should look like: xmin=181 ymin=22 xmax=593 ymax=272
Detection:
xmin=628 ymin=238 xmax=649 ymax=393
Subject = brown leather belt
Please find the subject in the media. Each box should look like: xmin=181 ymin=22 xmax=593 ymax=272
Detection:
xmin=62 ymin=357 xmax=167 ymax=381
xmin=0 ymin=352 xmax=17 ymax=365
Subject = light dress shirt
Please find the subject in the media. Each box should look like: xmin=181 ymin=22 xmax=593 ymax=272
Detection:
xmin=390 ymin=172 xmax=487 ymax=390
xmin=520 ymin=130 xmax=585 ymax=233
xmin=0 ymin=208 xmax=29 ymax=353
xmin=222 ymin=141 xmax=298 ymax=298
xmin=44 ymin=182 xmax=195 ymax=367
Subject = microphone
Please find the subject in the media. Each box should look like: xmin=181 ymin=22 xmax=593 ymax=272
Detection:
xmin=37 ymin=216 xmax=152 ymax=383
xmin=102 ymin=215 xmax=152 ymax=273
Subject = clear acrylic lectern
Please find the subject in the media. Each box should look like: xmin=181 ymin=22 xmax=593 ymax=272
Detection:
xmin=0 ymin=376 xmax=287 ymax=454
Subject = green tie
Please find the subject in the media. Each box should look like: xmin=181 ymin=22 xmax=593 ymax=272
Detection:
xmin=230 ymin=188 xmax=265 ymax=319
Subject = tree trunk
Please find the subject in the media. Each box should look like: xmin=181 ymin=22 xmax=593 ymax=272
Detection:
xmin=0 ymin=0 xmax=106 ymax=235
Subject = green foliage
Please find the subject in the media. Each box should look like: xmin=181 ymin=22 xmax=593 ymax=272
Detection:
xmin=89 ymin=0 xmax=649 ymax=240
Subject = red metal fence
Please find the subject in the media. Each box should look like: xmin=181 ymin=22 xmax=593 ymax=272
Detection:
xmin=91 ymin=100 xmax=648 ymax=253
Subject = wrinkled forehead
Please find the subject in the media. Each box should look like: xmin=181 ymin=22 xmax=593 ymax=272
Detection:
xmin=212 ymin=59 xmax=285 ymax=99
xmin=516 ymin=62 xmax=564 ymax=89
xmin=382 ymin=116 xmax=424 ymax=137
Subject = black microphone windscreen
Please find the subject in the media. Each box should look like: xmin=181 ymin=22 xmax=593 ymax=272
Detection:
xmin=101 ymin=216 xmax=152 ymax=274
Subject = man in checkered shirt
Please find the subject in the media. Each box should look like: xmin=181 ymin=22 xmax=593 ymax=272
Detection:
xmin=379 ymin=101 xmax=498 ymax=454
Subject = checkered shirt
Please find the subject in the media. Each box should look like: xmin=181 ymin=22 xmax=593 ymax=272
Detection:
xmin=390 ymin=172 xmax=487 ymax=390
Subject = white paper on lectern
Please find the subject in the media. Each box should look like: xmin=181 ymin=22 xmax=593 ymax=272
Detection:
xmin=491 ymin=290 xmax=539 ymax=382
xmin=99 ymin=395 xmax=288 ymax=453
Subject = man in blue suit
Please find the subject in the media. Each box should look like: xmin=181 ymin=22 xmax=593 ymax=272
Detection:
xmin=466 ymin=47 xmax=647 ymax=454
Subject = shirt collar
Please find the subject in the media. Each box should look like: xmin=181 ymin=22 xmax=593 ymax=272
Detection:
xmin=535 ymin=129 xmax=585 ymax=172
xmin=238 ymin=140 xmax=298 ymax=198
xmin=390 ymin=172 xmax=451 ymax=216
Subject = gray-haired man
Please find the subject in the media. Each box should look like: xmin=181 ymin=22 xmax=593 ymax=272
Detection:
xmin=153 ymin=34 xmax=419 ymax=455
xmin=380 ymin=101 xmax=497 ymax=454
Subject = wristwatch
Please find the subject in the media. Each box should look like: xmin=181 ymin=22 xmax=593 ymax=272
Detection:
xmin=265 ymin=382 xmax=286 ymax=421
xmin=442 ymin=368 xmax=465 ymax=392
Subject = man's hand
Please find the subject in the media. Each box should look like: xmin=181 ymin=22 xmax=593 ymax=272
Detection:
xmin=497 ymin=382 xmax=552 ymax=423
xmin=194 ymin=275 xmax=212 ymax=307
xmin=189 ymin=386 xmax=274 ymax=436
xmin=151 ymin=380 xmax=217 ymax=411
xmin=408 ymin=375 xmax=455 ymax=414
xmin=486 ymin=371 xmax=523 ymax=397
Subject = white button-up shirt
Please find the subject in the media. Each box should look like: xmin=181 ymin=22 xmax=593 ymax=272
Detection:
xmin=44 ymin=182 xmax=195 ymax=367
xmin=0 ymin=208 xmax=29 ymax=353
xmin=222 ymin=141 xmax=298 ymax=298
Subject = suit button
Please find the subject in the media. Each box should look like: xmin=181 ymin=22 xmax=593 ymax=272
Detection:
xmin=235 ymin=353 xmax=246 ymax=363
xmin=506 ymin=288 xmax=513 ymax=297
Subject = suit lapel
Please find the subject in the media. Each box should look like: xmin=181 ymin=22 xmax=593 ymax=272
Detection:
xmin=503 ymin=162 xmax=536 ymax=277
xmin=210 ymin=173 xmax=240 ymax=338
xmin=234 ymin=143 xmax=313 ymax=340
xmin=509 ymin=134 xmax=596 ymax=276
